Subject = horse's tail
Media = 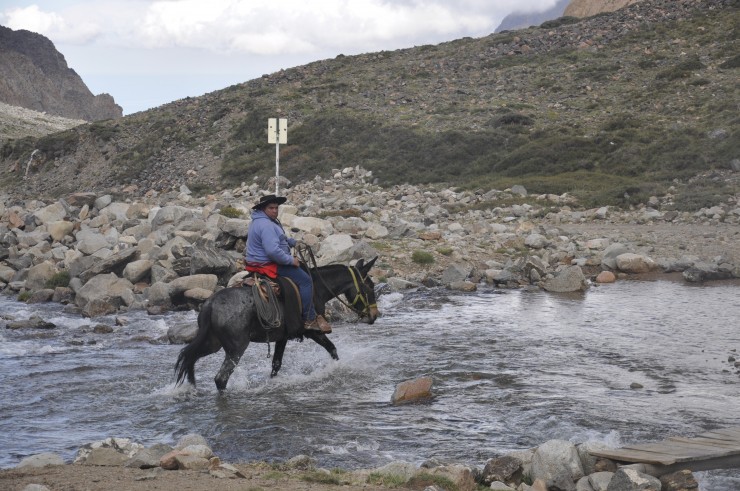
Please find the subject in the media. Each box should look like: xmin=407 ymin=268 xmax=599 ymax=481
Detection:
xmin=174 ymin=299 xmax=214 ymax=387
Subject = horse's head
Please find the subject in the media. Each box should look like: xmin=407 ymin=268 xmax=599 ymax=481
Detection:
xmin=346 ymin=257 xmax=379 ymax=324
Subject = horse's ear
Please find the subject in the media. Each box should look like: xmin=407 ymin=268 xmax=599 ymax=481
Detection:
xmin=361 ymin=256 xmax=378 ymax=274
xmin=355 ymin=258 xmax=365 ymax=270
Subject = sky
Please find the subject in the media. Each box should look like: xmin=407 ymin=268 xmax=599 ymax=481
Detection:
xmin=1 ymin=1 xmax=563 ymax=115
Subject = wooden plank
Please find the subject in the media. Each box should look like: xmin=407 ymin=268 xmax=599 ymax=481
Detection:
xmin=618 ymin=442 xmax=713 ymax=461
xmin=667 ymin=436 xmax=740 ymax=450
xmin=589 ymin=426 xmax=740 ymax=468
xmin=589 ymin=448 xmax=678 ymax=465
xmin=666 ymin=436 xmax=740 ymax=452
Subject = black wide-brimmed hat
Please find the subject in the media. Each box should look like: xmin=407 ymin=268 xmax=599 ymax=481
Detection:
xmin=252 ymin=194 xmax=287 ymax=210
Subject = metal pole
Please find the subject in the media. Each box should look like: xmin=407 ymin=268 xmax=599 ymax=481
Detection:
xmin=275 ymin=139 xmax=280 ymax=195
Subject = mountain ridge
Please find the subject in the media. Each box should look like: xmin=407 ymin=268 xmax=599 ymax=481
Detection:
xmin=0 ymin=25 xmax=122 ymax=121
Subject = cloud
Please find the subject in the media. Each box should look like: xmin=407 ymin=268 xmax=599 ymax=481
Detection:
xmin=2 ymin=4 xmax=101 ymax=44
xmin=130 ymin=0 xmax=502 ymax=55
xmin=2 ymin=0 xmax=563 ymax=55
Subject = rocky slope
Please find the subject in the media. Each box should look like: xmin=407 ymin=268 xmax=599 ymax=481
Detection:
xmin=0 ymin=101 xmax=84 ymax=146
xmin=564 ymin=0 xmax=643 ymax=18
xmin=0 ymin=26 xmax=122 ymax=121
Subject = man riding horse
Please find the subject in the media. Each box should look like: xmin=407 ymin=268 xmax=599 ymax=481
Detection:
xmin=245 ymin=194 xmax=332 ymax=334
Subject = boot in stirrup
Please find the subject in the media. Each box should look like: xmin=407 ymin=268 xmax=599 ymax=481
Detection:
xmin=316 ymin=315 xmax=332 ymax=334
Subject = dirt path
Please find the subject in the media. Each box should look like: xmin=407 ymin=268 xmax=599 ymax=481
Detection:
xmin=0 ymin=462 xmax=400 ymax=491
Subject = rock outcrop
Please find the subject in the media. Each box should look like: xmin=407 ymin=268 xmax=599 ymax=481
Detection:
xmin=0 ymin=26 xmax=122 ymax=121
xmin=494 ymin=0 xmax=569 ymax=33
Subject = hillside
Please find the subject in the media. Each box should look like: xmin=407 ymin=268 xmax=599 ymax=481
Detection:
xmin=0 ymin=0 xmax=737 ymax=209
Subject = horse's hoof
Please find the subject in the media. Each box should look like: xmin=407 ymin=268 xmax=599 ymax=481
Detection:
xmin=270 ymin=371 xmax=278 ymax=378
xmin=331 ymin=350 xmax=339 ymax=360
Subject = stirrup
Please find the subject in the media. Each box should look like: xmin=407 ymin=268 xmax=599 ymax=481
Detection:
xmin=304 ymin=319 xmax=322 ymax=332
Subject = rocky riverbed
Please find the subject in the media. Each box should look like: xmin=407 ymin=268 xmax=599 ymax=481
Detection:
xmin=1 ymin=166 xmax=738 ymax=319
xmin=0 ymin=431 xmax=706 ymax=491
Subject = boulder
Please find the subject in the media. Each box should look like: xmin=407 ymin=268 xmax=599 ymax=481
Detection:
xmin=615 ymin=253 xmax=656 ymax=274
xmin=17 ymin=452 xmax=64 ymax=468
xmin=391 ymin=376 xmax=433 ymax=404
xmin=25 ymin=261 xmax=57 ymax=290
xmin=606 ymin=467 xmax=660 ymax=491
xmin=75 ymin=273 xmax=135 ymax=316
xmin=543 ymin=266 xmax=589 ymax=293
xmin=531 ymin=439 xmax=584 ymax=489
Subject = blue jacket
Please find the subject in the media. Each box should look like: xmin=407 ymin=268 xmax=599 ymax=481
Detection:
xmin=245 ymin=210 xmax=296 ymax=265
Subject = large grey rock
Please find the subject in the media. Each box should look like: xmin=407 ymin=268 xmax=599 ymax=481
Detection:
xmin=78 ymin=247 xmax=139 ymax=283
xmin=543 ymin=266 xmax=589 ymax=292
xmin=606 ymin=467 xmax=660 ymax=491
xmin=122 ymin=259 xmax=153 ymax=283
xmin=46 ymin=220 xmax=74 ymax=241
xmin=531 ymin=439 xmax=585 ymax=490
xmin=151 ymin=206 xmax=198 ymax=229
xmin=601 ymin=243 xmax=630 ymax=269
xmin=33 ymin=202 xmax=67 ymax=224
xmin=25 ymin=261 xmax=56 ymax=290
xmin=17 ymin=452 xmax=64 ymax=468
xmin=220 ymin=218 xmax=249 ymax=237
xmin=615 ymin=253 xmax=656 ymax=274
xmin=189 ymin=245 xmax=235 ymax=281
xmin=75 ymin=273 xmax=135 ymax=315
xmin=125 ymin=443 xmax=173 ymax=469
xmin=317 ymin=234 xmax=355 ymax=265
xmin=441 ymin=263 xmax=470 ymax=285
xmin=75 ymin=228 xmax=110 ymax=255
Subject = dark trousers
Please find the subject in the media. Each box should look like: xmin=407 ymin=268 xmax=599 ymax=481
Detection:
xmin=277 ymin=264 xmax=316 ymax=322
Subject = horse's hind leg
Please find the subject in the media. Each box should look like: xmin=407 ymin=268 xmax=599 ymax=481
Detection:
xmin=214 ymin=344 xmax=248 ymax=392
xmin=271 ymin=339 xmax=288 ymax=377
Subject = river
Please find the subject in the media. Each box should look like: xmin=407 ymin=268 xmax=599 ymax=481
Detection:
xmin=1 ymin=279 xmax=739 ymax=489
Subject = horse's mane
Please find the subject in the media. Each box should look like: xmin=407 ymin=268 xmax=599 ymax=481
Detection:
xmin=313 ymin=263 xmax=349 ymax=274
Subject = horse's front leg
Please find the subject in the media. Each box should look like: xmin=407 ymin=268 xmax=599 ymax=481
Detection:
xmin=271 ymin=339 xmax=288 ymax=377
xmin=214 ymin=344 xmax=248 ymax=393
xmin=304 ymin=332 xmax=339 ymax=360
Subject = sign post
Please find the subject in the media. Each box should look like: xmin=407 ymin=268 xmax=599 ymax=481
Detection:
xmin=267 ymin=118 xmax=287 ymax=195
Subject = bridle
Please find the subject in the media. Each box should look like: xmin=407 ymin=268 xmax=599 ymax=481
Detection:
xmin=345 ymin=265 xmax=376 ymax=319
xmin=295 ymin=243 xmax=376 ymax=320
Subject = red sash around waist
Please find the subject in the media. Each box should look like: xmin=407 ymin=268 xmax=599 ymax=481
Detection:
xmin=245 ymin=261 xmax=278 ymax=279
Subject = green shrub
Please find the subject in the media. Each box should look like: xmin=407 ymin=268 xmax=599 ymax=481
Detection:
xmin=436 ymin=246 xmax=454 ymax=256
xmin=46 ymin=271 xmax=70 ymax=288
xmin=219 ymin=205 xmax=243 ymax=218
xmin=412 ymin=250 xmax=435 ymax=264
xmin=17 ymin=291 xmax=32 ymax=302
xmin=366 ymin=472 xmax=407 ymax=487
xmin=299 ymin=471 xmax=341 ymax=485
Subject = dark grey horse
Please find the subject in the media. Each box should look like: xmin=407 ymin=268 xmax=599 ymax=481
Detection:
xmin=175 ymin=257 xmax=378 ymax=391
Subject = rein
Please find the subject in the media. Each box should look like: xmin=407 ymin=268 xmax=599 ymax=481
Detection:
xmin=295 ymin=242 xmax=374 ymax=319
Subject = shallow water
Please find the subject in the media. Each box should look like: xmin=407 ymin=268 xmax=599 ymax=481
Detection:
xmin=1 ymin=280 xmax=739 ymax=489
